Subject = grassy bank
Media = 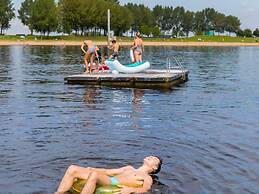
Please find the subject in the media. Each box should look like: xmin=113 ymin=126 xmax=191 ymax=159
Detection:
xmin=1 ymin=35 xmax=259 ymax=43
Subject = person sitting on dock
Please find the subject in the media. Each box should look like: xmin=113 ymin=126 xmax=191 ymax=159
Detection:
xmin=98 ymin=50 xmax=110 ymax=72
xmin=132 ymin=32 xmax=144 ymax=62
xmin=55 ymin=156 xmax=162 ymax=194
xmin=81 ymin=40 xmax=99 ymax=73
xmin=108 ymin=39 xmax=120 ymax=60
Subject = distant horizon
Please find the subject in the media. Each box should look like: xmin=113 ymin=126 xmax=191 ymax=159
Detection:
xmin=5 ymin=0 xmax=259 ymax=35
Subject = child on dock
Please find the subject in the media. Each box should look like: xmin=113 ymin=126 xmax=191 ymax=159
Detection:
xmin=108 ymin=39 xmax=120 ymax=60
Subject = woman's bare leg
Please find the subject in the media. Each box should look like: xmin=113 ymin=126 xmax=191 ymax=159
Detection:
xmin=81 ymin=171 xmax=110 ymax=194
xmin=134 ymin=51 xmax=138 ymax=62
xmin=139 ymin=53 xmax=142 ymax=62
xmin=90 ymin=54 xmax=94 ymax=73
xmin=56 ymin=165 xmax=91 ymax=193
xmin=84 ymin=54 xmax=91 ymax=74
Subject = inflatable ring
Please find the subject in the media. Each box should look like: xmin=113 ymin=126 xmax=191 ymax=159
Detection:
xmin=70 ymin=179 xmax=120 ymax=194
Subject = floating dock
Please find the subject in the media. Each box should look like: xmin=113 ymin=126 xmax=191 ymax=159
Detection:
xmin=64 ymin=69 xmax=189 ymax=89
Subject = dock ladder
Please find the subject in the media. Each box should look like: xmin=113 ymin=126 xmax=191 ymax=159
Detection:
xmin=166 ymin=57 xmax=186 ymax=80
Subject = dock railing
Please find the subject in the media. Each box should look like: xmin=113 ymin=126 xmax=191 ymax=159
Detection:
xmin=166 ymin=57 xmax=186 ymax=80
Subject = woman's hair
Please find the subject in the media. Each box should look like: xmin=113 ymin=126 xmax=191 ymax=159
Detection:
xmin=136 ymin=31 xmax=141 ymax=38
xmin=151 ymin=156 xmax=163 ymax=174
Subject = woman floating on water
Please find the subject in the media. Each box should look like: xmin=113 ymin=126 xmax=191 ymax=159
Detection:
xmin=55 ymin=156 xmax=162 ymax=194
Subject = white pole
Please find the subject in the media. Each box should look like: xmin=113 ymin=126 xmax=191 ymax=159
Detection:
xmin=107 ymin=9 xmax=111 ymax=47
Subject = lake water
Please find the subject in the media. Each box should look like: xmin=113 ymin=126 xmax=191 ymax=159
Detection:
xmin=0 ymin=46 xmax=259 ymax=194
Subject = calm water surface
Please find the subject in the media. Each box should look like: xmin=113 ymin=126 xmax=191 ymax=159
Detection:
xmin=0 ymin=46 xmax=259 ymax=194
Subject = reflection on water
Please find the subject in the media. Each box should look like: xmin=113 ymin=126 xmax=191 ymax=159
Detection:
xmin=83 ymin=87 xmax=100 ymax=106
xmin=1 ymin=46 xmax=259 ymax=193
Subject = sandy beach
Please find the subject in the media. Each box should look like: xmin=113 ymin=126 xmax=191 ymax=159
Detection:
xmin=1 ymin=40 xmax=259 ymax=46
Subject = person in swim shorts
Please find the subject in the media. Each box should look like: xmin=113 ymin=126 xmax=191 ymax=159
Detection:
xmin=55 ymin=156 xmax=162 ymax=194
xmin=81 ymin=40 xmax=99 ymax=73
xmin=132 ymin=32 xmax=144 ymax=62
xmin=108 ymin=39 xmax=120 ymax=60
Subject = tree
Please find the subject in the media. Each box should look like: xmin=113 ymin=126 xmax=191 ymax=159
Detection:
xmin=171 ymin=6 xmax=185 ymax=37
xmin=202 ymin=8 xmax=217 ymax=31
xmin=182 ymin=10 xmax=194 ymax=37
xmin=111 ymin=5 xmax=133 ymax=36
xmin=140 ymin=25 xmax=152 ymax=36
xmin=213 ymin=12 xmax=226 ymax=34
xmin=225 ymin=15 xmax=241 ymax=35
xmin=79 ymin=0 xmax=99 ymax=35
xmin=193 ymin=11 xmax=206 ymax=35
xmin=31 ymin=0 xmax=58 ymax=35
xmin=0 ymin=0 xmax=15 ymax=35
xmin=253 ymin=28 xmax=259 ymax=37
xmin=104 ymin=0 xmax=119 ymax=4
xmin=18 ymin=0 xmax=34 ymax=35
xmin=125 ymin=3 xmax=154 ymax=36
xmin=58 ymin=0 xmax=83 ymax=35
xmin=162 ymin=6 xmax=175 ymax=36
xmin=152 ymin=27 xmax=160 ymax=37
xmin=153 ymin=5 xmax=164 ymax=29
xmin=236 ymin=29 xmax=244 ymax=37
xmin=243 ymin=29 xmax=252 ymax=37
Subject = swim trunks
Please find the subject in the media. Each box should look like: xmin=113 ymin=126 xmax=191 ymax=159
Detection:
xmin=111 ymin=52 xmax=119 ymax=59
xmin=110 ymin=177 xmax=119 ymax=186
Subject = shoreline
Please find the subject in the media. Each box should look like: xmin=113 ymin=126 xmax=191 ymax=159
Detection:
xmin=1 ymin=40 xmax=259 ymax=46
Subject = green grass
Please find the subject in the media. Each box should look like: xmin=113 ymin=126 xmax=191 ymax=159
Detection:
xmin=143 ymin=35 xmax=259 ymax=43
xmin=1 ymin=34 xmax=259 ymax=43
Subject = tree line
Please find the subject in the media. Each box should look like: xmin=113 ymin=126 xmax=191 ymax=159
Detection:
xmin=1 ymin=0 xmax=259 ymax=38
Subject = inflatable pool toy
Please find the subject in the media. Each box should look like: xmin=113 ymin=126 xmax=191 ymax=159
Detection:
xmin=130 ymin=49 xmax=135 ymax=62
xmin=105 ymin=59 xmax=150 ymax=74
xmin=70 ymin=179 xmax=119 ymax=194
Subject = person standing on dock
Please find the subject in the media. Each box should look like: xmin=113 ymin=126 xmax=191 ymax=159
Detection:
xmin=132 ymin=32 xmax=144 ymax=62
xmin=81 ymin=40 xmax=99 ymax=73
xmin=108 ymin=39 xmax=120 ymax=60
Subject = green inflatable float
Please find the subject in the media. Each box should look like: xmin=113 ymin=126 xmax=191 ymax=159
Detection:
xmin=69 ymin=179 xmax=120 ymax=194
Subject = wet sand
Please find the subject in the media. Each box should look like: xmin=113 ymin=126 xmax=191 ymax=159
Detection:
xmin=1 ymin=40 xmax=259 ymax=46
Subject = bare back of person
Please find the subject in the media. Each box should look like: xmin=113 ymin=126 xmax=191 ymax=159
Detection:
xmin=133 ymin=35 xmax=144 ymax=62
xmin=134 ymin=38 xmax=143 ymax=49
xmin=84 ymin=40 xmax=94 ymax=52
xmin=81 ymin=40 xmax=99 ymax=73
xmin=114 ymin=43 xmax=120 ymax=52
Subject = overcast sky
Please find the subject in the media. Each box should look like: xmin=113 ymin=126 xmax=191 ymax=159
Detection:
xmin=6 ymin=0 xmax=259 ymax=34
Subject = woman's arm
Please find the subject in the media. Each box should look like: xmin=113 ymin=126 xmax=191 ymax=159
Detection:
xmin=90 ymin=166 xmax=132 ymax=176
xmin=81 ymin=44 xmax=87 ymax=54
xmin=119 ymin=176 xmax=153 ymax=194
xmin=141 ymin=40 xmax=144 ymax=52
xmin=108 ymin=45 xmax=113 ymax=50
xmin=131 ymin=39 xmax=137 ymax=49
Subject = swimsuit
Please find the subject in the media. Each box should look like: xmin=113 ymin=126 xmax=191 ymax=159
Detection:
xmin=135 ymin=46 xmax=142 ymax=54
xmin=88 ymin=46 xmax=96 ymax=54
xmin=110 ymin=177 xmax=120 ymax=186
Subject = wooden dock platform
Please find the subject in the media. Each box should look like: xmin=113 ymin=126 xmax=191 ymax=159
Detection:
xmin=64 ymin=69 xmax=189 ymax=89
